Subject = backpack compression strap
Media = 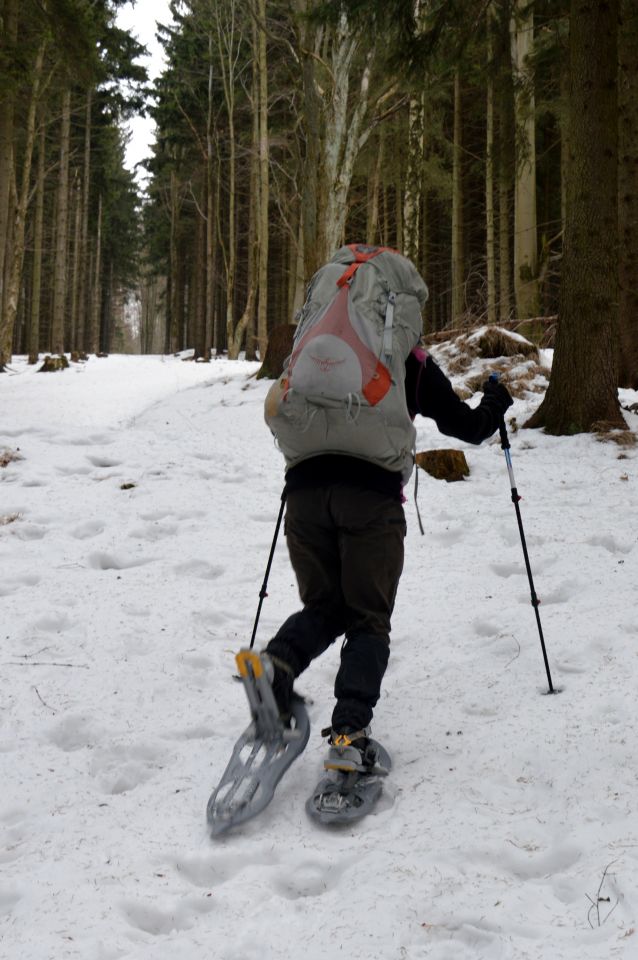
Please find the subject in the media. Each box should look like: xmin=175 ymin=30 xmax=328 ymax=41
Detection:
xmin=336 ymin=244 xmax=400 ymax=288
xmin=336 ymin=244 xmax=400 ymax=363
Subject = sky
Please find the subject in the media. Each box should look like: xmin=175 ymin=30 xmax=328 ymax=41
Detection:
xmin=115 ymin=0 xmax=173 ymax=184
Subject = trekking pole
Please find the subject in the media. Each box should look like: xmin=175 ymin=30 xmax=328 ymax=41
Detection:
xmin=490 ymin=375 xmax=558 ymax=695
xmin=249 ymin=488 xmax=287 ymax=650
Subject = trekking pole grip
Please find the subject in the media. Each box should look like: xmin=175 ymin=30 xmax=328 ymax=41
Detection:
xmin=488 ymin=372 xmax=511 ymax=451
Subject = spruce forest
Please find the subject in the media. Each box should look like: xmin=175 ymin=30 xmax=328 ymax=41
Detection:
xmin=0 ymin=0 xmax=636 ymax=435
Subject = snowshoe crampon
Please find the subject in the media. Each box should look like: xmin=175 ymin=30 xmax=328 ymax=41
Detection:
xmin=306 ymin=740 xmax=391 ymax=825
xmin=207 ymin=649 xmax=310 ymax=837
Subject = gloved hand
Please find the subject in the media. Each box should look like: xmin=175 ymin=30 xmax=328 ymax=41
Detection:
xmin=481 ymin=378 xmax=514 ymax=413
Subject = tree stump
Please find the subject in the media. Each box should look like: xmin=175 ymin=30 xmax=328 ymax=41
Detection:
xmin=39 ymin=355 xmax=69 ymax=373
xmin=256 ymin=324 xmax=296 ymax=380
xmin=416 ymin=449 xmax=470 ymax=482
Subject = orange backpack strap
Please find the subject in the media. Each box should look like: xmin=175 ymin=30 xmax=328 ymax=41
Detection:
xmin=336 ymin=244 xmax=400 ymax=288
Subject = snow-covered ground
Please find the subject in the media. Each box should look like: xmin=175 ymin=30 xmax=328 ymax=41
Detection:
xmin=1 ymin=353 xmax=637 ymax=960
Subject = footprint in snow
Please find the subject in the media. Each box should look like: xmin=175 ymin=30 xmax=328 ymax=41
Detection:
xmin=88 ymin=552 xmax=155 ymax=571
xmin=0 ymin=806 xmax=30 ymax=867
xmin=139 ymin=509 xmax=172 ymax=522
xmin=0 ymin=885 xmax=22 ymax=918
xmin=585 ymin=534 xmax=633 ymax=555
xmin=490 ymin=562 xmax=522 ymax=578
xmin=174 ymin=560 xmax=223 ymax=580
xmin=33 ymin=610 xmax=74 ymax=633
xmin=8 ymin=523 xmax=47 ymax=541
xmin=180 ymin=652 xmax=213 ymax=670
xmin=0 ymin=573 xmax=40 ymax=597
xmin=20 ymin=476 xmax=48 ymax=488
xmin=273 ymin=857 xmax=354 ymax=900
xmin=128 ymin=522 xmax=178 ymax=542
xmin=90 ymin=743 xmax=166 ymax=795
xmin=71 ymin=520 xmax=104 ymax=540
xmin=120 ymin=896 xmax=214 ymax=937
xmin=472 ymin=618 xmax=502 ymax=638
xmin=49 ymin=432 xmax=114 ymax=447
xmin=500 ymin=841 xmax=581 ymax=880
xmin=46 ymin=714 xmax=103 ymax=752
xmin=175 ymin=849 xmax=277 ymax=888
xmin=86 ymin=454 xmax=122 ymax=468
xmin=56 ymin=464 xmax=93 ymax=476
xmin=163 ymin=725 xmax=215 ymax=742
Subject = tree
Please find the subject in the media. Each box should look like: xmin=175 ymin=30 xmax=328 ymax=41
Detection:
xmin=618 ymin=0 xmax=638 ymax=388
xmin=526 ymin=0 xmax=623 ymax=433
xmin=510 ymin=0 xmax=540 ymax=318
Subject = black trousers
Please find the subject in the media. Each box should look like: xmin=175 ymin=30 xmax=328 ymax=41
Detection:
xmin=266 ymin=484 xmax=406 ymax=730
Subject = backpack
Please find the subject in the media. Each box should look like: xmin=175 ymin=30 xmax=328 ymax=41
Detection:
xmin=264 ymin=244 xmax=429 ymax=482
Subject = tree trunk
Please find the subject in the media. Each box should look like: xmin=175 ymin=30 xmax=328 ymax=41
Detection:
xmin=69 ymin=171 xmax=82 ymax=350
xmin=256 ymin=0 xmax=269 ymax=358
xmin=618 ymin=0 xmax=638 ymax=387
xmin=51 ymin=88 xmax=72 ymax=356
xmin=28 ymin=119 xmax=45 ymax=364
xmin=193 ymin=207 xmax=207 ymax=358
xmin=214 ymin=0 xmax=243 ymax=356
xmin=301 ymin=33 xmax=321 ymax=280
xmin=367 ymin=128 xmax=383 ymax=244
xmin=451 ymin=70 xmax=465 ymax=322
xmin=79 ymin=90 xmax=92 ymax=353
xmin=510 ymin=0 xmax=539 ymax=318
xmin=89 ymin=193 xmax=103 ymax=354
xmin=498 ymin=19 xmax=513 ymax=324
xmin=0 ymin=42 xmax=46 ymax=367
xmin=486 ymin=4 xmax=497 ymax=325
xmin=526 ymin=0 xmax=622 ymax=434
xmin=300 ymin=10 xmax=376 ymax=267
xmin=0 ymin=0 xmax=18 ymax=338
xmin=403 ymin=95 xmax=423 ymax=263
xmin=168 ymin=167 xmax=181 ymax=353
xmin=206 ymin=33 xmax=216 ymax=358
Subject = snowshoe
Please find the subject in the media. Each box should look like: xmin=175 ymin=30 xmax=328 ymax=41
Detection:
xmin=306 ymin=728 xmax=391 ymax=825
xmin=207 ymin=649 xmax=310 ymax=837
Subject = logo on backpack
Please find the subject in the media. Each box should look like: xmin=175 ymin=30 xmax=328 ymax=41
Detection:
xmin=265 ymin=244 xmax=428 ymax=482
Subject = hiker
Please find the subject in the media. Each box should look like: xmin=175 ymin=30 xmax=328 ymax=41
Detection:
xmin=263 ymin=245 xmax=513 ymax=772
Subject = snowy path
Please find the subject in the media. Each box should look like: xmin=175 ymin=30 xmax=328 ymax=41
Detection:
xmin=1 ymin=355 xmax=637 ymax=959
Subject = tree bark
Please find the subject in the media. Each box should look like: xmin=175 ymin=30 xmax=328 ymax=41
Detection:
xmin=486 ymin=4 xmax=497 ymax=325
xmin=498 ymin=15 xmax=513 ymax=324
xmin=89 ymin=193 xmax=103 ymax=354
xmin=28 ymin=119 xmax=45 ymax=364
xmin=618 ymin=0 xmax=638 ymax=387
xmin=51 ymin=88 xmax=72 ymax=356
xmin=206 ymin=33 xmax=216 ymax=358
xmin=510 ymin=0 xmax=539 ymax=318
xmin=451 ymin=70 xmax=465 ymax=322
xmin=256 ymin=0 xmax=269 ymax=358
xmin=0 ymin=0 xmax=18 ymax=336
xmin=0 ymin=42 xmax=46 ymax=367
xmin=79 ymin=90 xmax=92 ymax=353
xmin=404 ymin=95 xmax=423 ymax=263
xmin=526 ymin=0 xmax=622 ymax=433
xmin=69 ymin=172 xmax=82 ymax=350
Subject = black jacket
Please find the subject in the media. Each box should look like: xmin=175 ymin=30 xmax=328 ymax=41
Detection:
xmin=285 ymin=352 xmax=509 ymax=499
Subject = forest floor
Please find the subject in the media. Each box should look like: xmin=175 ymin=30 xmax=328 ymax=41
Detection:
xmin=1 ymin=349 xmax=638 ymax=960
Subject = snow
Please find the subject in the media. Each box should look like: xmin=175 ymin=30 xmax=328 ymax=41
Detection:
xmin=1 ymin=352 xmax=637 ymax=960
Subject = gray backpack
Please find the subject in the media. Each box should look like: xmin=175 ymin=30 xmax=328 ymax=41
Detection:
xmin=264 ymin=244 xmax=428 ymax=482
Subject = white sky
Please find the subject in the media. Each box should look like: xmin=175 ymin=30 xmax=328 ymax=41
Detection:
xmin=116 ymin=0 xmax=173 ymax=185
